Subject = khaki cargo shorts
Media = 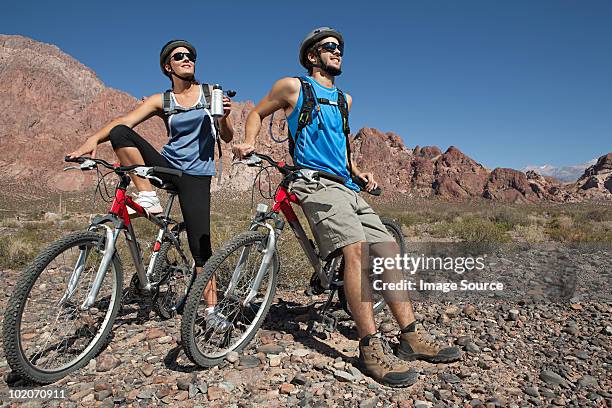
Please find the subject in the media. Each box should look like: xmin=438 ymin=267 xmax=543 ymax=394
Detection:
xmin=289 ymin=178 xmax=395 ymax=260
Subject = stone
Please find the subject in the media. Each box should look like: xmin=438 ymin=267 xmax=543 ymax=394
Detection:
xmin=291 ymin=374 xmax=308 ymax=385
xmin=226 ymin=351 xmax=239 ymax=363
xmin=96 ymin=355 xmax=120 ymax=372
xmin=334 ymin=370 xmax=356 ymax=382
xmin=441 ymin=373 xmax=461 ymax=384
xmin=280 ymin=383 xmax=295 ymax=394
xmin=292 ymin=348 xmax=311 ymax=357
xmin=257 ymin=344 xmax=284 ymax=354
xmin=463 ymin=304 xmax=477 ymax=317
xmin=239 ymin=356 xmax=260 ymax=368
xmin=465 ymin=342 xmax=481 ymax=353
xmin=269 ymin=354 xmax=282 ymax=367
xmin=141 ymin=362 xmax=154 ymax=377
xmin=540 ymin=370 xmax=568 ymax=387
xmin=445 ymin=305 xmax=462 ymax=317
xmin=177 ymin=377 xmax=192 ymax=391
xmin=508 ymin=309 xmax=520 ymax=321
xmin=207 ymin=386 xmax=225 ymax=401
xmin=578 ymin=375 xmax=598 ymax=388
xmin=147 ymin=328 xmax=165 ymax=339
xmin=360 ymin=396 xmax=379 ymax=408
xmin=94 ymin=390 xmax=112 ymax=401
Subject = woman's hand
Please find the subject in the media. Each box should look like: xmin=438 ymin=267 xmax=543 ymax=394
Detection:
xmin=67 ymin=136 xmax=98 ymax=159
xmin=222 ymin=96 xmax=232 ymax=118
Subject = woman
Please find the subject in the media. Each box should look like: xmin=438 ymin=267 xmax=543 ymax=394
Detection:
xmin=68 ymin=39 xmax=233 ymax=330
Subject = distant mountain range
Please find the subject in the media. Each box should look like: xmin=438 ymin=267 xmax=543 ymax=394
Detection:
xmin=522 ymin=159 xmax=598 ymax=182
xmin=1 ymin=34 xmax=610 ymax=203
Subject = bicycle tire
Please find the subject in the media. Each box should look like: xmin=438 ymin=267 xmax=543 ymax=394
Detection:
xmin=152 ymin=225 xmax=195 ymax=320
xmin=2 ymin=231 xmax=123 ymax=384
xmin=338 ymin=217 xmax=406 ymax=317
xmin=181 ymin=231 xmax=278 ymax=367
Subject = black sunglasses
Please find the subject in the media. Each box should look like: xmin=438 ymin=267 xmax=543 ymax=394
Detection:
xmin=318 ymin=42 xmax=344 ymax=56
xmin=170 ymin=52 xmax=196 ymax=63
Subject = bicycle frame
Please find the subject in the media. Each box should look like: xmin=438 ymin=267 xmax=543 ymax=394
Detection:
xmin=225 ymin=181 xmax=323 ymax=307
xmin=62 ymin=173 xmax=178 ymax=310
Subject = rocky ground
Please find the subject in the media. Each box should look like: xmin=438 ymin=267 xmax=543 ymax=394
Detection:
xmin=0 ymin=243 xmax=610 ymax=408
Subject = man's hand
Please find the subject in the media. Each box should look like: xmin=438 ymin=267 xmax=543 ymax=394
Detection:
xmin=67 ymin=137 xmax=98 ymax=159
xmin=357 ymin=172 xmax=378 ymax=192
xmin=232 ymin=143 xmax=255 ymax=160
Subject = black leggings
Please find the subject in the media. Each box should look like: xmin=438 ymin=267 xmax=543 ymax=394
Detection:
xmin=108 ymin=125 xmax=212 ymax=267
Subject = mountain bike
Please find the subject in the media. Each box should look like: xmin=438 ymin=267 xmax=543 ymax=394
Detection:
xmin=180 ymin=153 xmax=406 ymax=367
xmin=2 ymin=156 xmax=195 ymax=384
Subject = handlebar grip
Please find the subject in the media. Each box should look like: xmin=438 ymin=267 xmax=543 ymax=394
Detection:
xmin=317 ymin=171 xmax=346 ymax=184
xmin=352 ymin=176 xmax=383 ymax=196
xmin=64 ymin=156 xmax=85 ymax=163
xmin=151 ymin=167 xmax=183 ymax=177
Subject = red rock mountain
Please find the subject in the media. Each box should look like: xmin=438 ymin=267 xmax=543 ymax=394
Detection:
xmin=1 ymin=34 xmax=609 ymax=202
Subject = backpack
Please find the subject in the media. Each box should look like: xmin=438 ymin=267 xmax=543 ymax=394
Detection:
xmin=288 ymin=76 xmax=353 ymax=175
xmin=161 ymin=83 xmax=223 ymax=182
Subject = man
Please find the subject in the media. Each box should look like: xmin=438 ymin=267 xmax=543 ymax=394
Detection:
xmin=233 ymin=27 xmax=461 ymax=387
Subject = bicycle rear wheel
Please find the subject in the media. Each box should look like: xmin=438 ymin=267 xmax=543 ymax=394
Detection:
xmin=339 ymin=217 xmax=406 ymax=316
xmin=2 ymin=231 xmax=123 ymax=384
xmin=181 ymin=231 xmax=278 ymax=367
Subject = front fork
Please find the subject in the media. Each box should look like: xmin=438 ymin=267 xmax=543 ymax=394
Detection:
xmin=58 ymin=223 xmax=121 ymax=310
xmin=224 ymin=207 xmax=282 ymax=306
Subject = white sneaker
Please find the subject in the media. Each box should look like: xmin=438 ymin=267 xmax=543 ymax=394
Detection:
xmin=128 ymin=191 xmax=163 ymax=216
xmin=204 ymin=308 xmax=233 ymax=333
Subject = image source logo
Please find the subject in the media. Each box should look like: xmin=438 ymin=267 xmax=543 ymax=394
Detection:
xmin=361 ymin=242 xmax=584 ymax=303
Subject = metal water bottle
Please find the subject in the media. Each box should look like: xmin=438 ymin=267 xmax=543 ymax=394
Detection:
xmin=211 ymin=84 xmax=224 ymax=117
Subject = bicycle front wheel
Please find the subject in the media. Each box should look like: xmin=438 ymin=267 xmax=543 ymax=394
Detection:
xmin=181 ymin=231 xmax=278 ymax=367
xmin=2 ymin=231 xmax=123 ymax=384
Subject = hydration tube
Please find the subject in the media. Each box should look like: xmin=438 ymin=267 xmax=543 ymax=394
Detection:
xmin=268 ymin=111 xmax=289 ymax=143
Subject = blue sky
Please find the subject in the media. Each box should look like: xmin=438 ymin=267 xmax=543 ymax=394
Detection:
xmin=2 ymin=0 xmax=611 ymax=169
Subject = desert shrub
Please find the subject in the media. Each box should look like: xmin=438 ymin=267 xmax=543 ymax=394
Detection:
xmin=0 ymin=231 xmax=40 ymax=269
xmin=431 ymin=216 xmax=509 ymax=244
xmin=514 ymin=224 xmax=547 ymax=243
xmin=546 ymin=219 xmax=612 ymax=243
xmin=490 ymin=207 xmax=529 ymax=230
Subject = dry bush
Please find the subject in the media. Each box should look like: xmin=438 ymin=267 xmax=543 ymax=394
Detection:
xmin=514 ymin=224 xmax=547 ymax=243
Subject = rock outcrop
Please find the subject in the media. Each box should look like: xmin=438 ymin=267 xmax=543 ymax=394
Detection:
xmin=1 ymin=34 xmax=609 ymax=202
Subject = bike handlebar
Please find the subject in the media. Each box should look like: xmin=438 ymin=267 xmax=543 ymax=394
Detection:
xmin=64 ymin=156 xmax=183 ymax=178
xmin=243 ymin=153 xmax=382 ymax=196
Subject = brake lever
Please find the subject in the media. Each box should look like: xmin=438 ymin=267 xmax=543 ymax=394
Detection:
xmin=146 ymin=175 xmax=163 ymax=185
xmin=64 ymin=160 xmax=96 ymax=171
xmin=233 ymin=155 xmax=263 ymax=167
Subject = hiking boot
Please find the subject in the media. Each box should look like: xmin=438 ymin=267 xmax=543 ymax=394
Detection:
xmin=396 ymin=325 xmax=462 ymax=363
xmin=358 ymin=333 xmax=419 ymax=387
xmin=128 ymin=191 xmax=163 ymax=216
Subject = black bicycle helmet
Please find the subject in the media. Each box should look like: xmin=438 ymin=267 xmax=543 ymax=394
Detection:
xmin=299 ymin=27 xmax=344 ymax=69
xmin=159 ymin=40 xmax=197 ymax=76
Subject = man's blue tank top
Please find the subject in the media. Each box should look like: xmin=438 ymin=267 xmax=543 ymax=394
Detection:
xmin=161 ymin=86 xmax=216 ymax=176
xmin=286 ymin=76 xmax=359 ymax=191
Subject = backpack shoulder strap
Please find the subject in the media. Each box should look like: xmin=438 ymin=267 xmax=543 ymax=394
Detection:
xmin=289 ymin=76 xmax=317 ymax=159
xmin=296 ymin=76 xmax=316 ymax=135
xmin=162 ymin=90 xmax=173 ymax=116
xmin=201 ymin=83 xmax=211 ymax=110
xmin=336 ymin=88 xmax=353 ymax=175
xmin=336 ymin=89 xmax=350 ymax=136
